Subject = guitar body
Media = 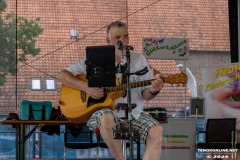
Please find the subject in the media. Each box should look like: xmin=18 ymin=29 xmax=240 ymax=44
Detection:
xmin=60 ymin=75 xmax=123 ymax=123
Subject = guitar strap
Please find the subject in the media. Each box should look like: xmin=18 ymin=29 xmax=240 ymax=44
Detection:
xmin=121 ymin=66 xmax=149 ymax=84
xmin=117 ymin=61 xmax=149 ymax=84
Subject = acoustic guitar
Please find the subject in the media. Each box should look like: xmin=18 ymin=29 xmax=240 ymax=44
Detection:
xmin=59 ymin=73 xmax=188 ymax=123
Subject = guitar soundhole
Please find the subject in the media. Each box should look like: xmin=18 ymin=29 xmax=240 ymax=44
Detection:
xmin=87 ymin=94 xmax=107 ymax=108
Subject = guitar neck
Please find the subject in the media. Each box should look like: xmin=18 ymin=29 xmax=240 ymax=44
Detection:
xmin=105 ymin=72 xmax=188 ymax=93
xmin=106 ymin=79 xmax=153 ymax=93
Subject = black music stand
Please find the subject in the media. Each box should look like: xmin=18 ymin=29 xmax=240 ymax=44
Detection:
xmin=86 ymin=45 xmax=116 ymax=87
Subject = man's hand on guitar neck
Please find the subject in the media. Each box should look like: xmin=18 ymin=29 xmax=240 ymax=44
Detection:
xmin=150 ymin=74 xmax=164 ymax=93
xmin=142 ymin=74 xmax=164 ymax=101
xmin=87 ymin=87 xmax=105 ymax=99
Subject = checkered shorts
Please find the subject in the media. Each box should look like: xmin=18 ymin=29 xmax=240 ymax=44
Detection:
xmin=87 ymin=108 xmax=160 ymax=141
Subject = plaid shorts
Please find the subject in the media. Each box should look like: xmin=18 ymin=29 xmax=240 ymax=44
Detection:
xmin=87 ymin=108 xmax=160 ymax=141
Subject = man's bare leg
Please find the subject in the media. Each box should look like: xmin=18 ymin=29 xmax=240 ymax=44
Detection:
xmin=100 ymin=114 xmax=125 ymax=160
xmin=142 ymin=125 xmax=163 ymax=160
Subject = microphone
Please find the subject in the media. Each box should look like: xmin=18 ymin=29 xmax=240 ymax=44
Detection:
xmin=116 ymin=40 xmax=124 ymax=50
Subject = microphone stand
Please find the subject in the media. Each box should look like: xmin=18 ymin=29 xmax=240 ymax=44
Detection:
xmin=125 ymin=44 xmax=134 ymax=160
xmin=115 ymin=40 xmax=136 ymax=159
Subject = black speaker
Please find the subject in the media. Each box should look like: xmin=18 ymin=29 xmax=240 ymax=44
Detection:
xmin=64 ymin=125 xmax=108 ymax=149
xmin=190 ymin=98 xmax=204 ymax=116
xmin=64 ymin=125 xmax=97 ymax=149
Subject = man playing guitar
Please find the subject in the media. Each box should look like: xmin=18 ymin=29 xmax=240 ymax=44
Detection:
xmin=57 ymin=21 xmax=164 ymax=160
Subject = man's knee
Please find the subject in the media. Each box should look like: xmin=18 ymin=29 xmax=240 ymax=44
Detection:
xmin=147 ymin=125 xmax=163 ymax=142
xmin=100 ymin=113 xmax=116 ymax=129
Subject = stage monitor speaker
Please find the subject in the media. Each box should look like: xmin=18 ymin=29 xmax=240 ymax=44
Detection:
xmin=64 ymin=125 xmax=96 ymax=149
xmin=190 ymin=98 xmax=204 ymax=116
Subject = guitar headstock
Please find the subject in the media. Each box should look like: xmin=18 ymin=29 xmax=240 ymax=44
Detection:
xmin=160 ymin=72 xmax=188 ymax=85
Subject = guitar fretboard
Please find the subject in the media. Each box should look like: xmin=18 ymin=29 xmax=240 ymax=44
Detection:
xmin=106 ymin=79 xmax=154 ymax=93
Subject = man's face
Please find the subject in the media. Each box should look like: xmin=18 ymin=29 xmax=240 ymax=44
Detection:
xmin=106 ymin=26 xmax=129 ymax=54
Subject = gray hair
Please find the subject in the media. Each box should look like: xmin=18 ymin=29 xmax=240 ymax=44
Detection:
xmin=107 ymin=21 xmax=127 ymax=35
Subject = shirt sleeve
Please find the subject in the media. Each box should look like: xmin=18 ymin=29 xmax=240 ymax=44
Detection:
xmin=128 ymin=53 xmax=154 ymax=93
xmin=141 ymin=54 xmax=154 ymax=80
xmin=65 ymin=58 xmax=87 ymax=76
xmin=140 ymin=54 xmax=154 ymax=91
